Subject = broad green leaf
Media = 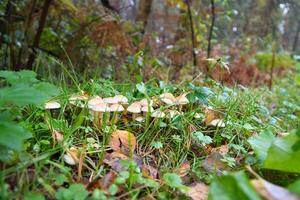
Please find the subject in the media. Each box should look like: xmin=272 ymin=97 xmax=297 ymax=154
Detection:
xmin=208 ymin=171 xmax=261 ymax=200
xmin=136 ymin=82 xmax=146 ymax=94
xmin=163 ymin=173 xmax=183 ymax=188
xmin=248 ymin=129 xmax=275 ymax=163
xmin=55 ymin=184 xmax=88 ymax=200
xmin=192 ymin=131 xmax=212 ymax=145
xmin=0 ymin=119 xmax=31 ymax=151
xmin=264 ymin=131 xmax=300 ymax=173
xmin=0 ymin=70 xmax=38 ymax=85
xmin=24 ymin=192 xmax=45 ymax=200
xmin=288 ymin=179 xmax=300 ymax=196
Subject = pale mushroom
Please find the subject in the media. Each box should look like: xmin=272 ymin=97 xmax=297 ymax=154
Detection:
xmin=88 ymin=96 xmax=103 ymax=109
xmin=45 ymin=101 xmax=61 ymax=109
xmin=209 ymin=119 xmax=226 ymax=128
xmin=63 ymin=147 xmax=79 ymax=165
xmin=135 ymin=116 xmax=145 ymax=122
xmin=127 ymin=102 xmax=142 ymax=120
xmin=103 ymin=97 xmax=118 ymax=104
xmin=109 ymin=103 xmax=124 ymax=124
xmin=141 ymin=105 xmax=154 ymax=116
xmin=165 ymin=109 xmax=181 ymax=118
xmin=151 ymin=109 xmax=166 ymax=118
xmin=159 ymin=92 xmax=176 ymax=105
xmin=114 ymin=95 xmax=128 ymax=104
xmin=175 ymin=95 xmax=189 ymax=111
xmin=90 ymin=103 xmax=109 ymax=127
xmin=69 ymin=94 xmax=88 ymax=108
xmin=139 ymin=98 xmax=153 ymax=107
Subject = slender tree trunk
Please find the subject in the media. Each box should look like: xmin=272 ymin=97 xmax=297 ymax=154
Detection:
xmin=26 ymin=0 xmax=52 ymax=69
xmin=207 ymin=0 xmax=215 ymax=59
xmin=186 ymin=0 xmax=197 ymax=76
xmin=136 ymin=0 xmax=153 ymax=34
xmin=17 ymin=0 xmax=37 ymax=68
xmin=292 ymin=21 xmax=300 ymax=52
xmin=269 ymin=42 xmax=276 ymax=90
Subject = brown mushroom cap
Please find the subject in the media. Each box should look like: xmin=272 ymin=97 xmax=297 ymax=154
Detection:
xmin=45 ymin=101 xmax=61 ymax=109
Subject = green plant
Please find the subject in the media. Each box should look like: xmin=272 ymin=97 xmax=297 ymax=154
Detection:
xmin=0 ymin=70 xmax=58 ymax=161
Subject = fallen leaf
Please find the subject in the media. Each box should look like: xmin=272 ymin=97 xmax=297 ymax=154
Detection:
xmin=186 ymin=182 xmax=209 ymax=200
xmin=109 ymin=130 xmax=136 ymax=155
xmin=53 ymin=130 xmax=64 ymax=142
xmin=251 ymin=179 xmax=300 ymax=200
xmin=63 ymin=147 xmax=79 ymax=165
xmin=142 ymin=165 xmax=158 ymax=179
xmin=202 ymin=152 xmax=230 ymax=175
xmin=174 ymin=162 xmax=190 ymax=177
xmin=211 ymin=144 xmax=229 ymax=155
xmin=204 ymin=108 xmax=218 ymax=125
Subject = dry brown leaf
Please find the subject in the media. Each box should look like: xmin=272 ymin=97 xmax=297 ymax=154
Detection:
xmin=53 ymin=130 xmax=63 ymax=142
xmin=109 ymin=130 xmax=136 ymax=155
xmin=186 ymin=182 xmax=209 ymax=200
xmin=174 ymin=162 xmax=190 ymax=177
xmin=204 ymin=108 xmax=218 ymax=125
xmin=202 ymin=152 xmax=230 ymax=175
xmin=142 ymin=165 xmax=158 ymax=179
xmin=251 ymin=179 xmax=300 ymax=200
xmin=211 ymin=144 xmax=229 ymax=155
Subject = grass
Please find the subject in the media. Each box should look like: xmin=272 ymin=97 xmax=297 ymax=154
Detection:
xmin=1 ymin=58 xmax=300 ymax=199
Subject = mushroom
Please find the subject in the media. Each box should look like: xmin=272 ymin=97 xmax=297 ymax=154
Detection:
xmin=109 ymin=103 xmax=124 ymax=124
xmin=175 ymin=94 xmax=189 ymax=111
xmin=139 ymin=98 xmax=153 ymax=107
xmin=141 ymin=105 xmax=154 ymax=116
xmin=127 ymin=102 xmax=142 ymax=120
xmin=63 ymin=147 xmax=79 ymax=165
xmin=159 ymin=92 xmax=176 ymax=105
xmin=114 ymin=95 xmax=128 ymax=104
xmin=135 ymin=116 xmax=145 ymax=123
xmin=69 ymin=94 xmax=88 ymax=108
xmin=90 ymin=103 xmax=109 ymax=127
xmin=88 ymin=96 xmax=103 ymax=109
xmin=151 ymin=109 xmax=166 ymax=118
xmin=103 ymin=97 xmax=118 ymax=104
xmin=45 ymin=101 xmax=61 ymax=109
xmin=165 ymin=109 xmax=181 ymax=118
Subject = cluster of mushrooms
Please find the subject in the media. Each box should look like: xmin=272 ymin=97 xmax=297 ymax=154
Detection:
xmin=45 ymin=92 xmax=190 ymax=127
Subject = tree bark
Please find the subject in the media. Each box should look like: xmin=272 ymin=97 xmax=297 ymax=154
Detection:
xmin=186 ymin=0 xmax=197 ymax=76
xmin=292 ymin=21 xmax=300 ymax=52
xmin=136 ymin=0 xmax=153 ymax=34
xmin=26 ymin=0 xmax=52 ymax=69
xmin=207 ymin=0 xmax=215 ymax=59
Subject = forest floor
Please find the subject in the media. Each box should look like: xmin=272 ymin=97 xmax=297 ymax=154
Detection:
xmin=1 ymin=65 xmax=300 ymax=200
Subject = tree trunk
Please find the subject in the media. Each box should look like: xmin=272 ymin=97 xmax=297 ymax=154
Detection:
xmin=136 ymin=0 xmax=153 ymax=34
xmin=292 ymin=21 xmax=300 ymax=52
xmin=26 ymin=0 xmax=52 ymax=69
xmin=207 ymin=0 xmax=215 ymax=58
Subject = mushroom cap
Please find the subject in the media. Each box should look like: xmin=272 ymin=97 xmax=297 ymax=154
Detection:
xmin=175 ymin=95 xmax=189 ymax=105
xmin=91 ymin=103 xmax=109 ymax=112
xmin=109 ymin=103 xmax=124 ymax=112
xmin=127 ymin=102 xmax=142 ymax=113
xmin=139 ymin=98 xmax=153 ymax=107
xmin=151 ymin=110 xmax=166 ymax=118
xmin=159 ymin=93 xmax=175 ymax=105
xmin=135 ymin=116 xmax=145 ymax=122
xmin=69 ymin=94 xmax=88 ymax=107
xmin=141 ymin=106 xmax=154 ymax=113
xmin=209 ymin=119 xmax=226 ymax=127
xmin=166 ymin=109 xmax=181 ymax=118
xmin=103 ymin=97 xmax=118 ymax=104
xmin=113 ymin=95 xmax=128 ymax=104
xmin=88 ymin=97 xmax=103 ymax=108
xmin=45 ymin=101 xmax=61 ymax=109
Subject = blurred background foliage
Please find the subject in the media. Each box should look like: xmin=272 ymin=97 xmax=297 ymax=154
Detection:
xmin=0 ymin=0 xmax=299 ymax=84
